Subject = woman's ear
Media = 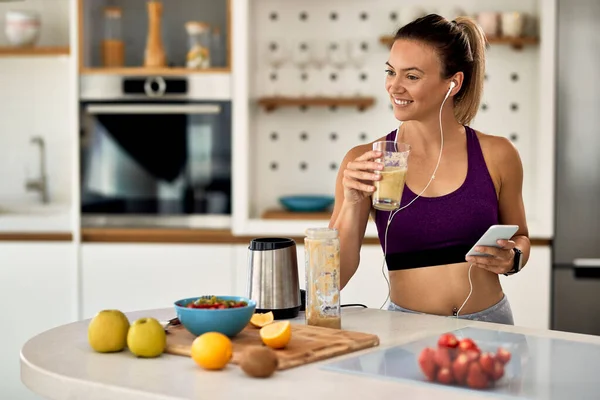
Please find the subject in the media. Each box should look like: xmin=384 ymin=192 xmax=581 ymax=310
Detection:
xmin=449 ymin=72 xmax=465 ymax=96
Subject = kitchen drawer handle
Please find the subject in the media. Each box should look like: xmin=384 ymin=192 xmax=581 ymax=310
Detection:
xmin=573 ymin=259 xmax=600 ymax=268
xmin=85 ymin=104 xmax=222 ymax=115
xmin=573 ymin=259 xmax=600 ymax=279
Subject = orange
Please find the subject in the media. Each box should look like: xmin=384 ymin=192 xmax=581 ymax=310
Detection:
xmin=259 ymin=321 xmax=291 ymax=349
xmin=190 ymin=332 xmax=232 ymax=370
xmin=249 ymin=311 xmax=274 ymax=328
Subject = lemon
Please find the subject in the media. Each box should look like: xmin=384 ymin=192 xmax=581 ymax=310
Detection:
xmin=259 ymin=321 xmax=291 ymax=349
xmin=249 ymin=311 xmax=274 ymax=328
xmin=191 ymin=332 xmax=233 ymax=370
xmin=88 ymin=310 xmax=130 ymax=353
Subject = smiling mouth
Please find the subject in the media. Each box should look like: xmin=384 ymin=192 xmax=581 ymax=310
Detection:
xmin=393 ymin=98 xmax=413 ymax=106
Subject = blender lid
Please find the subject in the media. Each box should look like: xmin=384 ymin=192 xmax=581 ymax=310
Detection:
xmin=249 ymin=238 xmax=295 ymax=251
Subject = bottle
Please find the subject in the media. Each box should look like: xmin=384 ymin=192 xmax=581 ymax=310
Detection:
xmin=144 ymin=0 xmax=167 ymax=68
xmin=102 ymin=7 xmax=124 ymax=67
xmin=304 ymin=227 xmax=341 ymax=329
xmin=185 ymin=22 xmax=211 ymax=69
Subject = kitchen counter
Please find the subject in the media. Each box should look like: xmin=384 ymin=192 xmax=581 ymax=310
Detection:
xmin=80 ymin=227 xmax=552 ymax=246
xmin=20 ymin=308 xmax=600 ymax=400
xmin=0 ymin=202 xmax=72 ymax=239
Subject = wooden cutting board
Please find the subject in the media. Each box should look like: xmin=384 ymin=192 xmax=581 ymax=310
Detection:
xmin=165 ymin=323 xmax=380 ymax=370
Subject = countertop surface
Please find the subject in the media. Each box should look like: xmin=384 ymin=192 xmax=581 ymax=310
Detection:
xmin=21 ymin=308 xmax=600 ymax=400
xmin=0 ymin=201 xmax=71 ymax=234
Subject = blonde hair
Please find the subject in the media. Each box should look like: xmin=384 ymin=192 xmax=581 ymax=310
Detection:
xmin=394 ymin=14 xmax=488 ymax=125
xmin=453 ymin=17 xmax=487 ymax=125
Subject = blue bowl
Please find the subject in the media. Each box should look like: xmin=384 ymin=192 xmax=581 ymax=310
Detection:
xmin=174 ymin=295 xmax=256 ymax=337
xmin=279 ymin=195 xmax=335 ymax=212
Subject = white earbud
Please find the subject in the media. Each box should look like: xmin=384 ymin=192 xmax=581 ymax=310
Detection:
xmin=448 ymin=80 xmax=456 ymax=94
xmin=443 ymin=81 xmax=456 ymax=102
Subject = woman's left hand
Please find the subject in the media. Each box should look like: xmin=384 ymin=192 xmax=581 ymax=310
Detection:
xmin=465 ymin=240 xmax=515 ymax=275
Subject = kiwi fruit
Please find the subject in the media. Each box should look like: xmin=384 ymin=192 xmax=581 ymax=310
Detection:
xmin=240 ymin=346 xmax=279 ymax=378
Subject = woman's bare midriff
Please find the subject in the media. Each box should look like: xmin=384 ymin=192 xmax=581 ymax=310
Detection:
xmin=388 ymin=262 xmax=504 ymax=316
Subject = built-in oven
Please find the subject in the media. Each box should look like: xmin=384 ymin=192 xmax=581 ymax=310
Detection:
xmin=79 ymin=74 xmax=232 ymax=228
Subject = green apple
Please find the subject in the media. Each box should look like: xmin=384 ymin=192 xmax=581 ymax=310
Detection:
xmin=127 ymin=317 xmax=166 ymax=358
xmin=88 ymin=310 xmax=130 ymax=353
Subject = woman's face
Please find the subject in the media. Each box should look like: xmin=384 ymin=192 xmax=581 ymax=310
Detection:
xmin=385 ymin=39 xmax=451 ymax=122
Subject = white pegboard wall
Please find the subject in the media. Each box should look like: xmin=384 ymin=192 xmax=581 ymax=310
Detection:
xmin=248 ymin=0 xmax=540 ymax=218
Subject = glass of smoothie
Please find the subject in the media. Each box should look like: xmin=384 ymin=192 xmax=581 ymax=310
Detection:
xmin=372 ymin=141 xmax=410 ymax=211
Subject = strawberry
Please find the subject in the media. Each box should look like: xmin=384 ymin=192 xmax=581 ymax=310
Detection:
xmin=418 ymin=348 xmax=438 ymax=381
xmin=436 ymin=367 xmax=454 ymax=385
xmin=479 ymin=352 xmax=496 ymax=377
xmin=438 ymin=333 xmax=459 ymax=349
xmin=490 ymin=360 xmax=505 ymax=381
xmin=496 ymin=347 xmax=512 ymax=365
xmin=451 ymin=352 xmax=470 ymax=385
xmin=458 ymin=338 xmax=480 ymax=354
xmin=465 ymin=349 xmax=480 ymax=363
xmin=434 ymin=347 xmax=452 ymax=368
xmin=466 ymin=362 xmax=490 ymax=389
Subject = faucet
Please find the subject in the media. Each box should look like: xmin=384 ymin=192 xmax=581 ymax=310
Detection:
xmin=25 ymin=136 xmax=49 ymax=204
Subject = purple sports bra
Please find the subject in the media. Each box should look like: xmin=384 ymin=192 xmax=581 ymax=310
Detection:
xmin=374 ymin=126 xmax=499 ymax=270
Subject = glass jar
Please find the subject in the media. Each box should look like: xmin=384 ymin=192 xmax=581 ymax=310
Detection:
xmin=185 ymin=21 xmax=211 ymax=69
xmin=102 ymin=6 xmax=124 ymax=67
xmin=304 ymin=227 xmax=341 ymax=329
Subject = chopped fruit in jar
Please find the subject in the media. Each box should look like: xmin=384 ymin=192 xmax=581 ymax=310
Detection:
xmin=259 ymin=321 xmax=291 ymax=349
xmin=250 ymin=311 xmax=274 ymax=328
xmin=437 ymin=333 xmax=459 ymax=348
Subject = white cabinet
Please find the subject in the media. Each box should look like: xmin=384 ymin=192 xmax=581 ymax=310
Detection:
xmin=500 ymin=246 xmax=551 ymax=330
xmin=342 ymin=245 xmax=390 ymax=309
xmin=0 ymin=242 xmax=74 ymax=400
xmin=81 ymin=244 xmax=236 ymax=319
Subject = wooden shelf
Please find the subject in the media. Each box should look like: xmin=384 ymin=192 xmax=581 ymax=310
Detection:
xmin=79 ymin=67 xmax=230 ymax=76
xmin=258 ymin=96 xmax=376 ymax=112
xmin=0 ymin=46 xmax=70 ymax=57
xmin=261 ymin=209 xmax=332 ymax=220
xmin=379 ymin=35 xmax=539 ymax=50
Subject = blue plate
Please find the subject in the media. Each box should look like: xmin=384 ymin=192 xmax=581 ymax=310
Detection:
xmin=279 ymin=195 xmax=335 ymax=212
xmin=174 ymin=295 xmax=256 ymax=337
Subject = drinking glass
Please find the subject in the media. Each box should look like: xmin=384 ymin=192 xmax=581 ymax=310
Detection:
xmin=372 ymin=141 xmax=411 ymax=211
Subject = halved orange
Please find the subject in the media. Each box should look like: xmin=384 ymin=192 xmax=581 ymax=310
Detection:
xmin=249 ymin=311 xmax=274 ymax=328
xmin=259 ymin=320 xmax=291 ymax=349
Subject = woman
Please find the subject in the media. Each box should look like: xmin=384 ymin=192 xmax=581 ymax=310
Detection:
xmin=329 ymin=14 xmax=530 ymax=325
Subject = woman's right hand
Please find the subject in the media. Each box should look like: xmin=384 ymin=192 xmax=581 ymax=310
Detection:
xmin=342 ymin=150 xmax=383 ymax=204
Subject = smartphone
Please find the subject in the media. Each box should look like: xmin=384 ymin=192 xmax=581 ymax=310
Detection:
xmin=465 ymin=225 xmax=519 ymax=257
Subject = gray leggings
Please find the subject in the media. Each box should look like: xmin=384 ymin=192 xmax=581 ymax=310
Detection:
xmin=387 ymin=294 xmax=515 ymax=325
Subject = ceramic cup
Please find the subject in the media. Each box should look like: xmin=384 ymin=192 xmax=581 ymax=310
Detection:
xmin=477 ymin=12 xmax=500 ymax=37
xmin=501 ymin=12 xmax=524 ymax=37
xmin=5 ymin=10 xmax=40 ymax=47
